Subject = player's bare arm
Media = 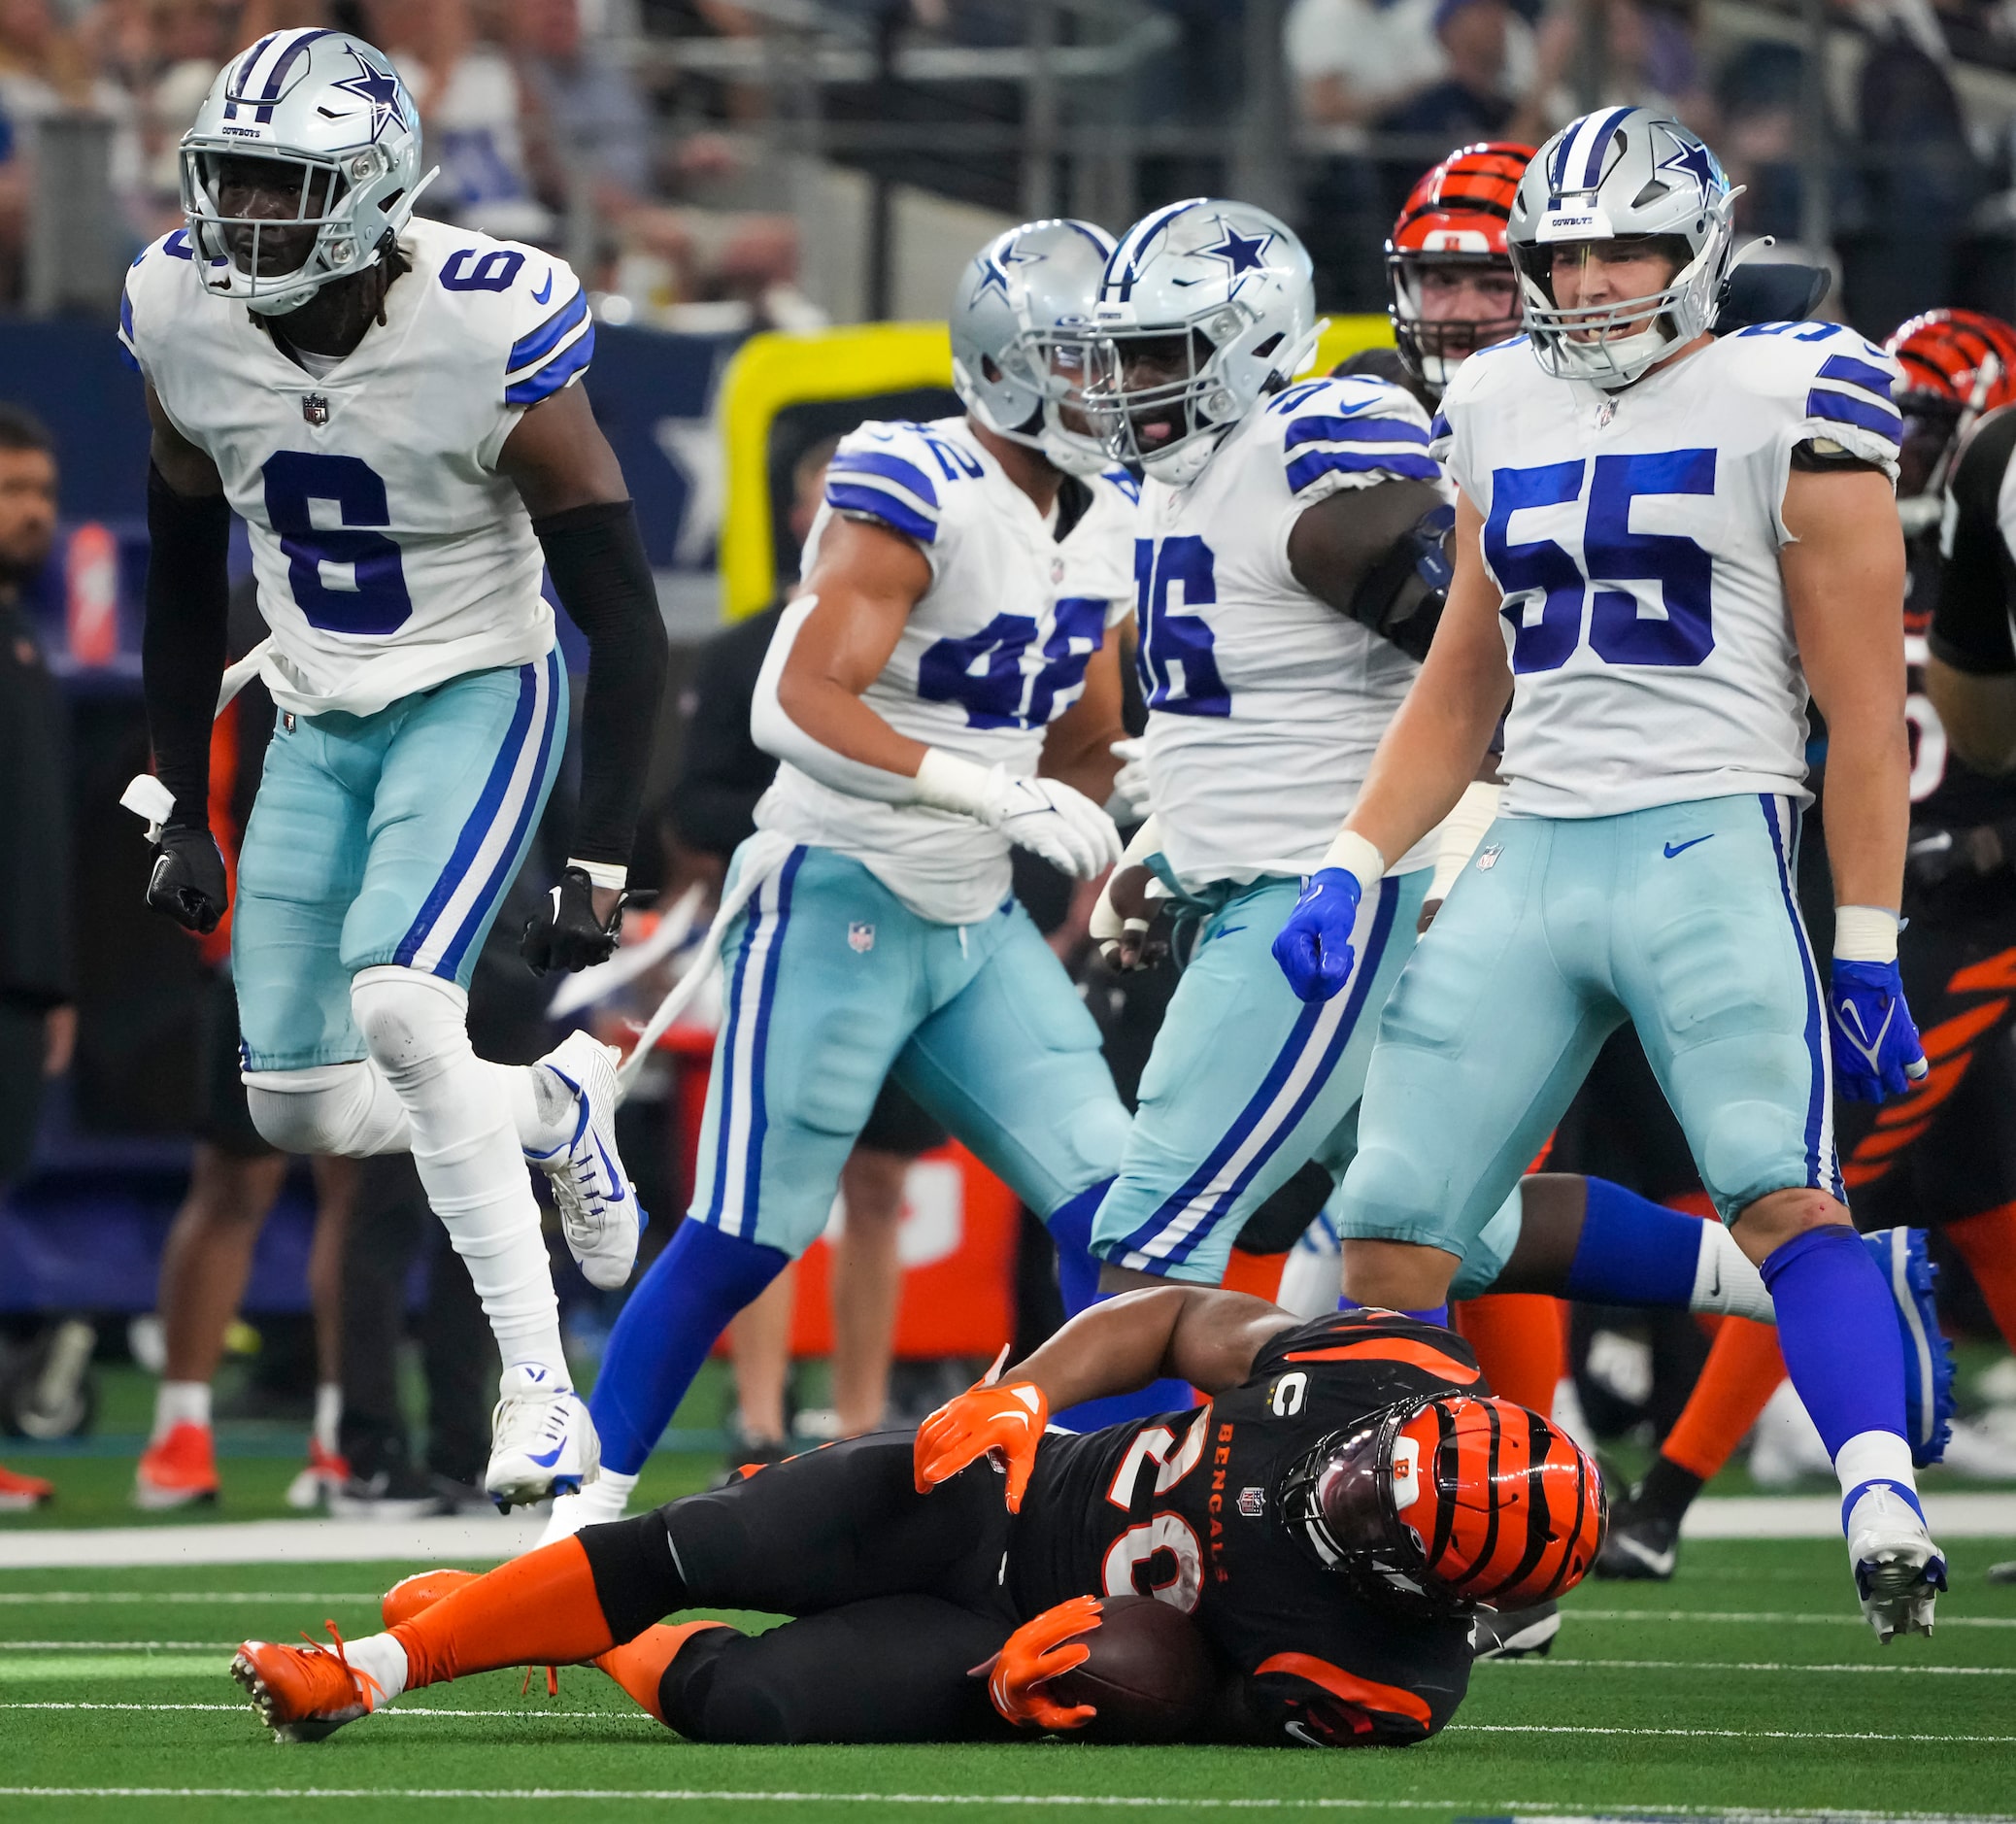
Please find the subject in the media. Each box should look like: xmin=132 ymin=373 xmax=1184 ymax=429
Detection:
xmin=496 ymin=381 xmax=670 ymax=963
xmin=777 ymin=513 xmax=935 ymax=778
xmin=1286 ymin=475 xmax=1451 ymax=659
xmin=1781 ymin=463 xmax=1911 ymax=916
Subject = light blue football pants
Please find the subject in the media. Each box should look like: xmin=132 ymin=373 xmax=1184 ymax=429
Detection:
xmin=1334 ymin=793 xmax=1841 ymax=1268
xmin=1091 ymin=868 xmax=1430 ymax=1286
xmin=689 ymin=841 xmax=1131 ymax=1256
xmin=232 ymin=651 xmax=566 ymax=1071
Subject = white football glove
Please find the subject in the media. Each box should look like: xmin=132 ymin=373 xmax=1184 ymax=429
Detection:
xmin=914 ymin=750 xmax=1123 ymax=880
xmin=1108 ymin=737 xmax=1153 ymax=822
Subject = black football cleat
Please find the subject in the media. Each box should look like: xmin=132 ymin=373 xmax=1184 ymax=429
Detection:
xmin=1470 ymin=1600 xmax=1560 ymax=1659
xmin=1595 ymin=1493 xmax=1681 ymax=1581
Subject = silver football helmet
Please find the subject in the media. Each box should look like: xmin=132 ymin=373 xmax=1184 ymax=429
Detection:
xmin=1508 ymin=108 xmax=1738 ymax=389
xmin=180 ymin=28 xmax=436 ymax=317
xmin=951 ymin=219 xmax=1116 ymax=477
xmin=1088 ymin=199 xmax=1318 ymax=485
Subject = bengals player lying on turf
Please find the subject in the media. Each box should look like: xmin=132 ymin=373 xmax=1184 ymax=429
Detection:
xmin=232 ymin=1293 xmax=1602 ymax=1747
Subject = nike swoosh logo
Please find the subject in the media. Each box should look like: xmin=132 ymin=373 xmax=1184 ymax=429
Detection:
xmin=593 ymin=1135 xmax=627 ymax=1202
xmin=532 ymin=270 xmax=554 ymax=305
xmin=526 ymin=1441 xmax=566 ymax=1469
xmin=1663 ymin=836 xmax=1714 ymax=859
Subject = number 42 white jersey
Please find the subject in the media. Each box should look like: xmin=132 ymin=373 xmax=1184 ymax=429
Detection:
xmin=120 ymin=216 xmax=591 ymax=719
xmin=1432 ymin=321 xmax=1904 ymax=819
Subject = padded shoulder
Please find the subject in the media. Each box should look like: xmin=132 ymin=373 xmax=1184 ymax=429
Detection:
xmin=118 ymin=228 xmax=205 ymax=372
xmin=1715 ymin=321 xmax=1903 ymax=476
xmin=1260 ymin=374 xmax=1438 ymax=505
xmin=822 ymin=417 xmax=988 ymax=549
xmin=407 ymin=219 xmax=593 ymax=408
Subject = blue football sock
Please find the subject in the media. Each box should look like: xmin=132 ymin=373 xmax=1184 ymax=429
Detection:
xmin=1564 ymin=1177 xmax=1705 ymax=1305
xmin=1044 ymin=1179 xmax=1111 ymax=1320
xmin=1338 ymin=1298 xmax=1450 ymax=1327
xmin=588 ymin=1219 xmax=788 ymax=1476
xmin=1761 ymin=1226 xmax=1906 ymax=1460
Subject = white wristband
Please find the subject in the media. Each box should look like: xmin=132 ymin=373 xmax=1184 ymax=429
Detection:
xmin=1833 ymin=905 xmax=1900 ymax=963
xmin=1319 ymin=828 xmax=1387 ymax=892
xmin=1428 ymin=780 xmax=1502 ymax=901
xmin=912 ymin=747 xmax=995 ymax=818
xmin=570 ymin=858 xmax=628 ymax=892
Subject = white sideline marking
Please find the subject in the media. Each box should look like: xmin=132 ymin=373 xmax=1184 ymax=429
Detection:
xmin=0 ymin=1516 xmax=545 ymax=1570
xmin=1678 ymin=1492 xmax=2016 ymax=1539
xmin=1484 ymin=1655 xmax=2016 ymax=1675
xmin=0 ymin=1592 xmax=385 ymax=1604
xmin=1455 ymin=1722 xmax=2016 ymax=1741
xmin=1568 ymin=1608 xmax=2016 ymax=1629
xmin=1 ymin=1641 xmax=234 ymax=1649
xmin=0 ymin=1794 xmax=2008 ymax=1820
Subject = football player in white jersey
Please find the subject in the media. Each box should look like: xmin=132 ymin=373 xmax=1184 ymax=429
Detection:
xmin=1275 ymin=107 xmax=1944 ymax=1636
xmin=123 ymin=30 xmax=668 ymax=1507
xmin=540 ymin=220 xmax=1142 ymax=1540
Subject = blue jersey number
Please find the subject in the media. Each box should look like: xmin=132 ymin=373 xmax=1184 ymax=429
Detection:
xmin=1134 ymin=535 xmax=1229 ymax=717
xmin=918 ymin=596 xmax=1108 ymax=730
xmin=262 ymin=451 xmax=412 ymax=635
xmin=1484 ymin=451 xmax=1716 ymax=673
xmin=440 ymin=248 xmax=524 ymax=292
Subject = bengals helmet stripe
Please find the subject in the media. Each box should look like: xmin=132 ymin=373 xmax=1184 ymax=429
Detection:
xmin=1283 ymin=1338 xmax=1482 ymax=1385
xmin=1885 ymin=308 xmax=2016 ymax=413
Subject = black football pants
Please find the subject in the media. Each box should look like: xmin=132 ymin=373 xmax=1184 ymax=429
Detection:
xmin=577 ymin=1430 xmax=1022 ymax=1743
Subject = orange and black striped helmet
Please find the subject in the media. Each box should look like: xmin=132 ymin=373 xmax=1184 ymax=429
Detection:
xmin=1883 ymin=310 xmax=2016 ymax=515
xmin=1278 ymin=1393 xmax=1604 ymax=1614
xmin=1386 ymin=142 xmax=1536 ymax=396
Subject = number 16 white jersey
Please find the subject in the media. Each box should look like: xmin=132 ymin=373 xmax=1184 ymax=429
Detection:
xmin=120 ymin=215 xmax=589 ymax=720
xmin=1431 ymin=322 xmax=1904 ymax=820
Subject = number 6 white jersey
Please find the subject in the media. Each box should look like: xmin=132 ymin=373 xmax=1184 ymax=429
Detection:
xmin=119 ymin=215 xmax=590 ymax=719
xmin=756 ymin=415 xmax=1137 ymax=926
xmin=1431 ymin=321 xmax=1904 ymax=819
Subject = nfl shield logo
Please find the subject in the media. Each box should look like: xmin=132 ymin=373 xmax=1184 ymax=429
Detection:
xmin=848 ymin=922 xmax=875 ymax=953
xmin=302 ymin=392 xmax=330 ymax=425
xmin=1476 ymin=843 xmax=1503 ymax=871
xmin=1237 ymin=1486 xmax=1265 ymax=1519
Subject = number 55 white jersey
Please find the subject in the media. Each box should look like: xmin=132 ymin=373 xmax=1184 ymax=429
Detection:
xmin=120 ymin=215 xmax=589 ymax=719
xmin=1431 ymin=321 xmax=1903 ymax=819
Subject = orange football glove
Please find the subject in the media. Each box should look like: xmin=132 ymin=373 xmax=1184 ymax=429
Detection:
xmin=913 ymin=1374 xmax=1049 ymax=1511
xmin=978 ymin=1594 xmax=1102 ymax=1732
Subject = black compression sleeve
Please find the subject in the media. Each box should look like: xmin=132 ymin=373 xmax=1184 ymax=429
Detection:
xmin=534 ymin=499 xmax=669 ymax=869
xmin=143 ymin=463 xmax=232 ymax=830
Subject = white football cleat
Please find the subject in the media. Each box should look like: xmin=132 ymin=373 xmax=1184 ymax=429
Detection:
xmin=1846 ymin=1481 xmax=1946 ymax=1643
xmin=536 ymin=1466 xmax=636 ymax=1547
xmin=484 ymin=1362 xmax=600 ymax=1511
xmin=527 ymin=1030 xmax=644 ymax=1291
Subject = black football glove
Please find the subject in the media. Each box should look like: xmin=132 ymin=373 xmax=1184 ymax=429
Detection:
xmin=521 ymin=865 xmax=625 ymax=975
xmin=145 ymin=823 xmax=229 ymax=935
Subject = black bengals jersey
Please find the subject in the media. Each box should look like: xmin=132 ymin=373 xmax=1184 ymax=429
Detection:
xmin=1919 ymin=405 xmax=2016 ymax=834
xmin=1007 ymin=1310 xmax=1479 ymax=1748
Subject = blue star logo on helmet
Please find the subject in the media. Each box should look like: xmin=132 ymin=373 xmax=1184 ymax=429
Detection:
xmin=331 ymin=48 xmax=406 ymax=142
xmin=1654 ymin=131 xmax=1723 ymax=208
xmin=972 ymin=253 xmax=1012 ymax=301
xmin=1202 ymin=222 xmax=1272 ymax=277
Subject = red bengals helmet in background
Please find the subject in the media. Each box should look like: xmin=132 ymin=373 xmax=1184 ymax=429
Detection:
xmin=1883 ymin=308 xmax=2016 ymax=525
xmin=1387 ymin=141 xmax=1536 ymax=397
xmin=1279 ymin=1393 xmax=1604 ymax=1614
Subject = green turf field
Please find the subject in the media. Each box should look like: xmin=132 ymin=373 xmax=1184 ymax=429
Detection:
xmin=2 ymin=1537 xmax=2014 ymax=1823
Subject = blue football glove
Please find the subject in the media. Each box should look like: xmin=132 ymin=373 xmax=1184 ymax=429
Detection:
xmin=1272 ymin=868 xmax=1363 ymax=1003
xmin=1829 ymin=958 xmax=1930 ymax=1103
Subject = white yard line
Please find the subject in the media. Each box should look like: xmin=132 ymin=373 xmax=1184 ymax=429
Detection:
xmin=1566 ymin=1608 xmax=2016 ymax=1628
xmin=0 ymin=1516 xmax=546 ymax=1570
xmin=1678 ymin=1493 xmax=2016 ymax=1539
xmin=0 ymin=1591 xmax=385 ymax=1604
xmin=1482 ymin=1656 xmax=2016 ymax=1675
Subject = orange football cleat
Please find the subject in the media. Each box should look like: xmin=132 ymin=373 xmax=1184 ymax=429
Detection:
xmin=0 ymin=1463 xmax=53 ymax=1511
xmin=135 ymin=1422 xmax=218 ymax=1510
xmin=232 ymin=1621 xmax=386 ymax=1742
xmin=380 ymin=1568 xmax=479 ymax=1630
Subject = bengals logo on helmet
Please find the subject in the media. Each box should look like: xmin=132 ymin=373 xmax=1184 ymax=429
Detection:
xmin=1278 ymin=1391 xmax=1604 ymax=1614
xmin=1384 ymin=143 xmax=1536 ymax=396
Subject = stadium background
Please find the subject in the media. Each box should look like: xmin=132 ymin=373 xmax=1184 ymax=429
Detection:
xmin=1 ymin=5 xmax=2015 ymax=1818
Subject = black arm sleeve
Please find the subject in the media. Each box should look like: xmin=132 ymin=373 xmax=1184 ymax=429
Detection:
xmin=1932 ymin=411 xmax=2016 ymax=676
xmin=534 ymin=498 xmax=670 ymax=869
xmin=142 ymin=462 xmax=232 ymax=831
xmin=1288 ymin=480 xmax=1453 ymax=660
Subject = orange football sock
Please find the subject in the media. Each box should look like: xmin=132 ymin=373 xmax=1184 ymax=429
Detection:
xmin=594 ymin=1620 xmax=735 ymax=1723
xmin=1947 ymin=1203 xmax=2016 ymax=1350
xmin=389 ymin=1537 xmax=616 ymax=1689
xmin=1454 ymin=1295 xmax=1565 ymax=1415
xmin=1659 ymin=1316 xmax=1785 ymax=1481
xmin=1222 ymin=1248 xmax=1289 ymax=1303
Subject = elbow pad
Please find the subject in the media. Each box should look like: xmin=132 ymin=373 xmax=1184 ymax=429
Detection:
xmin=750 ymin=594 xmax=920 ymax=805
xmin=1346 ymin=503 xmax=1455 ymax=663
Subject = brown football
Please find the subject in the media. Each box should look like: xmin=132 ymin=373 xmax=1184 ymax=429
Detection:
xmin=1047 ymin=1594 xmax=1214 ymax=1743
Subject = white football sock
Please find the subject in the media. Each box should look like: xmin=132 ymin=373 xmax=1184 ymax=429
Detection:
xmin=498 ymin=1061 xmax=577 ymax=1159
xmin=343 ymin=1631 xmax=409 ymax=1706
xmin=1836 ymin=1429 xmax=1920 ymax=1508
xmin=243 ymin=1061 xmax=413 ymax=1157
xmin=314 ymin=1383 xmax=342 ymax=1455
xmin=1690 ymin=1222 xmax=1774 ymax=1323
xmin=152 ymin=1379 xmax=210 ymax=1441
xmin=352 ymin=966 xmax=569 ymax=1386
